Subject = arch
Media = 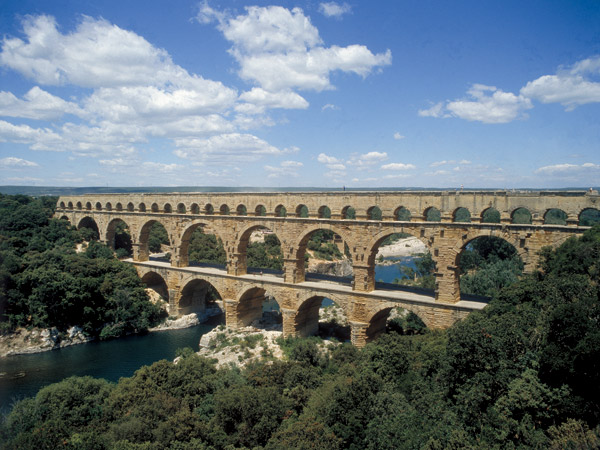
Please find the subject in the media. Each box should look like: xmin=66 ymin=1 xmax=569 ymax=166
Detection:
xmin=254 ymin=204 xmax=266 ymax=216
xmin=139 ymin=202 xmax=147 ymax=212
xmin=138 ymin=219 xmax=171 ymax=259
xmin=367 ymin=206 xmax=382 ymax=220
xmin=164 ymin=203 xmax=172 ymax=213
xmin=105 ymin=202 xmax=112 ymax=211
xmin=95 ymin=202 xmax=102 ymax=211
xmin=579 ymin=208 xmax=600 ymax=226
xmin=59 ymin=215 xmax=69 ymax=222
xmin=151 ymin=203 xmax=159 ymax=213
xmin=77 ymin=217 xmax=100 ymax=240
xmin=394 ymin=206 xmax=411 ymax=221
xmin=105 ymin=218 xmax=132 ymax=256
xmin=236 ymin=287 xmax=281 ymax=328
xmin=140 ymin=271 xmax=169 ymax=303
xmin=481 ymin=207 xmax=500 ymax=223
xmin=180 ymin=222 xmax=226 ymax=268
xmin=77 ymin=201 xmax=83 ymax=210
xmin=453 ymin=207 xmax=471 ymax=223
xmin=219 ymin=204 xmax=230 ymax=215
xmin=177 ymin=203 xmax=186 ymax=214
xmin=296 ymin=204 xmax=309 ymax=218
xmin=318 ymin=205 xmax=331 ymax=219
xmin=294 ymin=294 xmax=350 ymax=340
xmin=205 ymin=203 xmax=214 ymax=215
xmin=236 ymin=204 xmax=247 ymax=216
xmin=59 ymin=201 xmax=65 ymax=209
xmin=424 ymin=206 xmax=441 ymax=222
xmin=236 ymin=224 xmax=284 ymax=272
xmin=275 ymin=204 xmax=287 ymax=217
xmin=365 ymin=307 xmax=394 ymax=343
xmin=85 ymin=202 xmax=92 ymax=211
xmin=544 ymin=208 xmax=567 ymax=225
xmin=190 ymin=203 xmax=200 ymax=214
xmin=127 ymin=202 xmax=134 ymax=212
xmin=116 ymin=202 xmax=123 ymax=212
xmin=341 ymin=206 xmax=356 ymax=220
xmin=511 ymin=207 xmax=532 ymax=224
xmin=67 ymin=201 xmax=73 ymax=209
xmin=179 ymin=279 xmax=222 ymax=317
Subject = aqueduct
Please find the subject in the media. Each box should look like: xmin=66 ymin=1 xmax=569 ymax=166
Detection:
xmin=56 ymin=190 xmax=599 ymax=346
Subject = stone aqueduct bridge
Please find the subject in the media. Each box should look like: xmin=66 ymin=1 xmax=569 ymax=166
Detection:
xmin=55 ymin=190 xmax=598 ymax=346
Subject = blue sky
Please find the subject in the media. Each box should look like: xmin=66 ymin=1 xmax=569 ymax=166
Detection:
xmin=0 ymin=0 xmax=599 ymax=188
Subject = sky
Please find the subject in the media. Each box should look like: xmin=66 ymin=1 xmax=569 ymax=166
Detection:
xmin=0 ymin=0 xmax=599 ymax=189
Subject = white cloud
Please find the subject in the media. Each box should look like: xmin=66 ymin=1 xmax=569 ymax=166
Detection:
xmin=321 ymin=103 xmax=338 ymax=111
xmin=0 ymin=87 xmax=82 ymax=120
xmin=381 ymin=162 xmax=415 ymax=170
xmin=280 ymin=160 xmax=303 ymax=167
xmin=535 ymin=162 xmax=600 ymax=174
xmin=393 ymin=132 xmax=405 ymax=140
xmin=141 ymin=162 xmax=183 ymax=172
xmin=0 ymin=120 xmax=62 ymax=147
xmin=0 ymin=157 xmax=39 ymax=167
xmin=418 ymin=102 xmax=446 ymax=118
xmin=237 ymin=87 xmax=308 ymax=114
xmin=319 ymin=2 xmax=352 ymax=18
xmin=430 ymin=160 xmax=452 ymax=167
xmin=521 ymin=56 xmax=600 ymax=110
xmin=348 ymin=151 xmax=388 ymax=167
xmin=317 ymin=153 xmax=340 ymax=164
xmin=213 ymin=5 xmax=391 ymax=92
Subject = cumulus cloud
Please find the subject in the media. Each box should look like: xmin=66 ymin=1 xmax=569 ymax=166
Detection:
xmin=348 ymin=151 xmax=388 ymax=167
xmin=0 ymin=87 xmax=82 ymax=120
xmin=317 ymin=153 xmax=341 ymax=164
xmin=393 ymin=132 xmax=405 ymax=140
xmin=319 ymin=2 xmax=352 ymax=18
xmin=535 ymin=162 xmax=600 ymax=174
xmin=237 ymin=87 xmax=308 ymax=114
xmin=0 ymin=157 xmax=39 ymax=167
xmin=381 ymin=162 xmax=415 ymax=170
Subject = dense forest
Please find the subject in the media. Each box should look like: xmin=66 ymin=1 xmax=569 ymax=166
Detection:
xmin=0 ymin=194 xmax=163 ymax=339
xmin=1 ymin=200 xmax=599 ymax=448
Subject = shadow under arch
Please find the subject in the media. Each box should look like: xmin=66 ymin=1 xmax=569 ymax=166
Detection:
xmin=140 ymin=271 xmax=169 ymax=303
xmin=77 ymin=216 xmax=100 ymax=240
xmin=294 ymin=294 xmax=350 ymax=341
xmin=293 ymin=225 xmax=353 ymax=284
xmin=179 ymin=221 xmax=226 ymax=268
xmin=579 ymin=207 xmax=600 ymax=226
xmin=178 ymin=278 xmax=222 ymax=318
xmin=235 ymin=286 xmax=282 ymax=330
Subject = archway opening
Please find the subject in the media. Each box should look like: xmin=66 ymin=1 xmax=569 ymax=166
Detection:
xmin=341 ymin=206 xmax=355 ymax=220
xmin=453 ymin=207 xmax=471 ymax=223
xmin=425 ymin=207 xmax=441 ymax=222
xmin=236 ymin=204 xmax=247 ymax=216
xmin=296 ymin=204 xmax=308 ymax=218
xmin=77 ymin=217 xmax=100 ymax=241
xmin=255 ymin=204 xmax=266 ymax=216
xmin=512 ymin=207 xmax=532 ymax=224
xmin=237 ymin=287 xmax=282 ymax=331
xmin=177 ymin=203 xmax=186 ymax=214
xmin=164 ymin=203 xmax=172 ymax=213
xmin=481 ymin=207 xmax=500 ymax=223
xmin=191 ymin=203 xmax=200 ymax=214
xmin=183 ymin=224 xmax=226 ymax=269
xmin=179 ymin=279 xmax=223 ymax=320
xmin=579 ymin=208 xmax=600 ymax=226
xmin=295 ymin=296 xmax=350 ymax=341
xmin=95 ymin=202 xmax=102 ymax=211
xmin=205 ymin=203 xmax=214 ymax=215
xmin=318 ymin=205 xmax=331 ymax=218
xmin=458 ymin=236 xmax=523 ymax=298
xmin=141 ymin=272 xmax=169 ymax=314
xmin=385 ymin=307 xmax=427 ymax=336
xmin=367 ymin=206 xmax=382 ymax=220
xmin=275 ymin=205 xmax=287 ymax=217
xmin=127 ymin=202 xmax=134 ymax=212
xmin=139 ymin=202 xmax=146 ymax=212
xmin=371 ymin=232 xmax=434 ymax=293
xmin=297 ymin=229 xmax=351 ymax=285
xmin=139 ymin=221 xmax=171 ymax=262
xmin=106 ymin=219 xmax=133 ymax=258
xmin=395 ymin=206 xmax=411 ymax=221
xmin=544 ymin=208 xmax=567 ymax=225
xmin=243 ymin=227 xmax=284 ymax=273
xmin=219 ymin=204 xmax=230 ymax=215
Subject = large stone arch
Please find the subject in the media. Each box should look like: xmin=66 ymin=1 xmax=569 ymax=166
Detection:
xmin=234 ymin=222 xmax=285 ymax=274
xmin=177 ymin=278 xmax=222 ymax=317
xmin=140 ymin=271 xmax=169 ymax=303
xmin=231 ymin=286 xmax=282 ymax=328
xmin=105 ymin=217 xmax=132 ymax=250
xmin=137 ymin=219 xmax=171 ymax=262
xmin=77 ymin=216 xmax=100 ymax=240
xmin=291 ymin=291 xmax=350 ymax=338
xmin=177 ymin=221 xmax=226 ymax=268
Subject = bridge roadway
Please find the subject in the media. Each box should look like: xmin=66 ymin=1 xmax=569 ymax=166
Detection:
xmin=55 ymin=190 xmax=599 ymax=345
xmin=131 ymin=259 xmax=487 ymax=347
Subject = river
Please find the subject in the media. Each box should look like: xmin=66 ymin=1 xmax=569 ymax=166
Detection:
xmin=0 ymin=256 xmax=417 ymax=410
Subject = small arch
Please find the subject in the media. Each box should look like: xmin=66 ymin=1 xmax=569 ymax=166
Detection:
xmin=453 ymin=207 xmax=471 ymax=223
xmin=296 ymin=204 xmax=309 ymax=218
xmin=255 ymin=204 xmax=267 ymax=216
xmin=481 ymin=207 xmax=500 ymax=223
xmin=236 ymin=204 xmax=247 ymax=216
xmin=179 ymin=279 xmax=222 ymax=318
xmin=139 ymin=203 xmax=147 ymax=212
xmin=127 ymin=202 xmax=134 ymax=212
xmin=85 ymin=202 xmax=92 ymax=211
xmin=341 ymin=206 xmax=355 ymax=220
xmin=77 ymin=217 xmax=100 ymax=240
xmin=511 ymin=207 xmax=532 ymax=224
xmin=106 ymin=218 xmax=132 ymax=256
xmin=295 ymin=227 xmax=351 ymax=285
xmin=76 ymin=201 xmax=83 ymax=210
xmin=151 ymin=203 xmax=159 ymax=213
xmin=190 ymin=203 xmax=200 ymax=214
xmin=394 ymin=206 xmax=411 ymax=221
xmin=115 ymin=203 xmax=122 ymax=212
xmin=237 ymin=225 xmax=284 ymax=272
xmin=164 ymin=203 xmax=172 ymax=213
xmin=67 ymin=201 xmax=73 ymax=209
xmin=424 ymin=206 xmax=441 ymax=222
xmin=318 ymin=206 xmax=331 ymax=219
xmin=579 ymin=208 xmax=600 ymax=226
xmin=367 ymin=206 xmax=382 ymax=220
xmin=544 ymin=208 xmax=567 ymax=225
xmin=139 ymin=220 xmax=171 ymax=259
xmin=59 ymin=215 xmax=69 ymax=222
xmin=59 ymin=201 xmax=65 ymax=209
xmin=205 ymin=203 xmax=214 ymax=215
xmin=219 ymin=204 xmax=230 ymax=215
xmin=141 ymin=272 xmax=169 ymax=304
xmin=95 ymin=202 xmax=102 ymax=211
xmin=177 ymin=203 xmax=186 ymax=214
xmin=275 ymin=205 xmax=287 ymax=217
xmin=181 ymin=223 xmax=226 ymax=268
xmin=236 ymin=287 xmax=281 ymax=329
xmin=105 ymin=202 xmax=112 ymax=211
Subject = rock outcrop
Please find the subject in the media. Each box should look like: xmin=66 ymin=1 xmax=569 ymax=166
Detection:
xmin=0 ymin=326 xmax=92 ymax=357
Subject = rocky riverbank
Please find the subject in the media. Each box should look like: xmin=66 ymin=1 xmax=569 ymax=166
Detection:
xmin=0 ymin=326 xmax=92 ymax=358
